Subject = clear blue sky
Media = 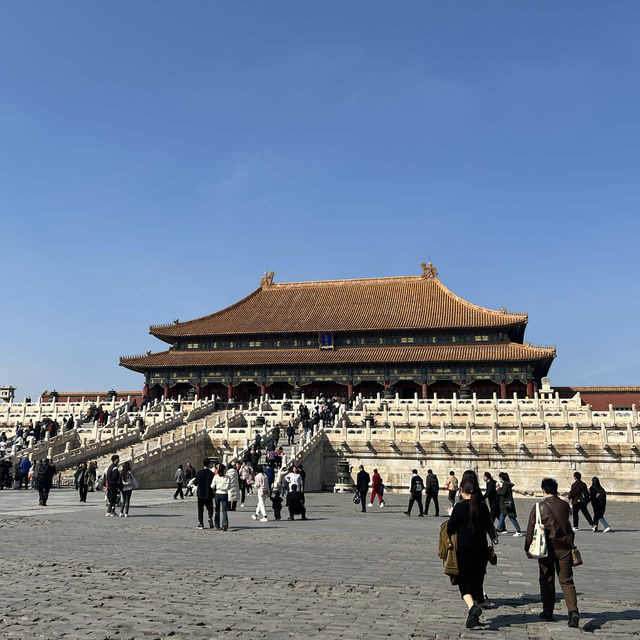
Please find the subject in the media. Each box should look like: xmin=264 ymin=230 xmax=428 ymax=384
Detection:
xmin=1 ymin=2 xmax=639 ymax=399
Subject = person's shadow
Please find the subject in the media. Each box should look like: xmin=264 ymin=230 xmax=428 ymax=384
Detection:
xmin=581 ymin=609 xmax=640 ymax=632
xmin=482 ymin=600 xmax=640 ymax=631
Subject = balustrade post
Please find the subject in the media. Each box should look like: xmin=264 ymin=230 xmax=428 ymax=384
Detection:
xmin=544 ymin=421 xmax=552 ymax=446
xmin=573 ymin=422 xmax=580 ymax=444
xmin=632 ymin=404 xmax=638 ymax=426
xmin=365 ymin=423 xmax=372 ymax=441
xmin=465 ymin=421 xmax=471 ymax=442
xmin=601 ymin=422 xmax=608 ymax=444
xmin=627 ymin=423 xmax=634 ymax=443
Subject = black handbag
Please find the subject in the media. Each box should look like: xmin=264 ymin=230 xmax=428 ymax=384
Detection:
xmin=353 ymin=492 xmax=361 ymax=504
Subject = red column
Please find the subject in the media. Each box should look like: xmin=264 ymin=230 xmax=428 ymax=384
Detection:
xmin=261 ymin=381 xmax=267 ymax=396
xmin=142 ymin=383 xmax=149 ymax=398
xmin=348 ymin=380 xmax=354 ymax=399
xmin=163 ymin=383 xmax=169 ymax=399
xmin=422 ymin=381 xmax=428 ymax=399
xmin=526 ymin=379 xmax=534 ymax=398
xmin=500 ymin=379 xmax=507 ymax=399
xmin=533 ymin=381 xmax=538 ymax=396
xmin=196 ymin=382 xmax=202 ymax=399
xmin=227 ymin=382 xmax=233 ymax=401
xmin=384 ymin=380 xmax=389 ymax=389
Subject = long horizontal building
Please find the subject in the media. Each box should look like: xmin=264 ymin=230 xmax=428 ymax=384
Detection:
xmin=120 ymin=263 xmax=556 ymax=402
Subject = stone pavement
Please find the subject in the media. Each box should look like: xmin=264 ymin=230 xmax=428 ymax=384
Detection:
xmin=0 ymin=488 xmax=638 ymax=639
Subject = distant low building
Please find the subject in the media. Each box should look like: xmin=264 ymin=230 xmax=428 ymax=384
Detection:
xmin=40 ymin=390 xmax=143 ymax=404
xmin=556 ymin=386 xmax=640 ymax=411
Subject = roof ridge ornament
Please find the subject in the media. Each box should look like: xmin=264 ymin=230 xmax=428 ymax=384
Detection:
xmin=420 ymin=261 xmax=438 ymax=279
xmin=260 ymin=270 xmax=275 ymax=289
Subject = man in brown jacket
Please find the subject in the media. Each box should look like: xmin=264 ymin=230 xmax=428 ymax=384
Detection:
xmin=524 ymin=477 xmax=579 ymax=628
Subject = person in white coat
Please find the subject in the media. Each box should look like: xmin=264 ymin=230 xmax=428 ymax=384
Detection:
xmin=251 ymin=464 xmax=269 ymax=522
xmin=227 ymin=462 xmax=241 ymax=511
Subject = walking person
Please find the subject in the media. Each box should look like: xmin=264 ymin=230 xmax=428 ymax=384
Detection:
xmin=119 ymin=461 xmax=137 ymax=517
xmin=589 ymin=477 xmax=612 ymax=533
xmin=447 ymin=473 xmax=497 ymax=628
xmin=19 ymin=457 xmax=31 ymax=489
xmin=404 ymin=469 xmax=424 ymax=517
xmin=211 ymin=463 xmax=231 ymax=530
xmin=239 ymin=461 xmax=253 ymax=506
xmin=286 ymin=421 xmax=295 ymax=445
xmin=88 ymin=461 xmax=97 ymax=492
xmin=105 ymin=455 xmax=121 ymax=516
xmin=369 ymin=468 xmax=385 ymax=507
xmin=74 ymin=462 xmax=89 ymax=503
xmin=174 ymin=464 xmax=185 ymax=500
xmin=356 ymin=465 xmax=370 ymax=513
xmin=524 ymin=477 xmax=580 ymax=627
xmin=567 ymin=471 xmax=594 ymax=531
xmin=194 ymin=458 xmax=215 ymax=529
xmin=227 ymin=462 xmax=241 ymax=511
xmin=483 ymin=472 xmax=500 ymax=524
xmin=184 ymin=463 xmax=196 ymax=497
xmin=445 ymin=471 xmax=459 ymax=509
xmin=425 ymin=469 xmax=440 ymax=516
xmin=251 ymin=464 xmax=269 ymax=522
xmin=496 ymin=472 xmax=524 ymax=536
xmin=36 ymin=458 xmax=56 ymax=506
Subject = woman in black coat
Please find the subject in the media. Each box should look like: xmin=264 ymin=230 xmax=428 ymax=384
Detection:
xmin=447 ymin=473 xmax=498 ymax=629
xmin=589 ymin=477 xmax=612 ymax=533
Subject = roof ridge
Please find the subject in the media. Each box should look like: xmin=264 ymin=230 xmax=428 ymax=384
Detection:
xmin=269 ymin=275 xmax=423 ymax=288
xmin=433 ymin=278 xmax=528 ymax=320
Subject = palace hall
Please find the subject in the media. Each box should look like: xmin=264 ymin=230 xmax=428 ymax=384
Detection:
xmin=120 ymin=263 xmax=556 ymax=402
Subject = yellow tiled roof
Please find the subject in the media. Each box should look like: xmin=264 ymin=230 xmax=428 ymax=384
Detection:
xmin=150 ymin=272 xmax=527 ymax=339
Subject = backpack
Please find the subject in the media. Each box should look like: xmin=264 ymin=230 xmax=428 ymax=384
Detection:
xmin=578 ymin=487 xmax=590 ymax=504
xmin=438 ymin=519 xmax=452 ymax=560
xmin=414 ymin=478 xmax=424 ymax=492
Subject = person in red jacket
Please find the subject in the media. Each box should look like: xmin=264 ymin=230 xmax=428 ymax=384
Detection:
xmin=369 ymin=468 xmax=385 ymax=507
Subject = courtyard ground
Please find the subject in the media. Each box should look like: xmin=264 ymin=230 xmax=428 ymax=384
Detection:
xmin=0 ymin=488 xmax=638 ymax=639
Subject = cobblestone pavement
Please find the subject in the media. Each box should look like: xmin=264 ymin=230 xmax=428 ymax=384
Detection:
xmin=0 ymin=488 xmax=638 ymax=639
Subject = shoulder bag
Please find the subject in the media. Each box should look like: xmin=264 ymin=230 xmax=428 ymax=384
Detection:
xmin=528 ymin=502 xmax=548 ymax=558
xmin=571 ymin=547 xmax=583 ymax=567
